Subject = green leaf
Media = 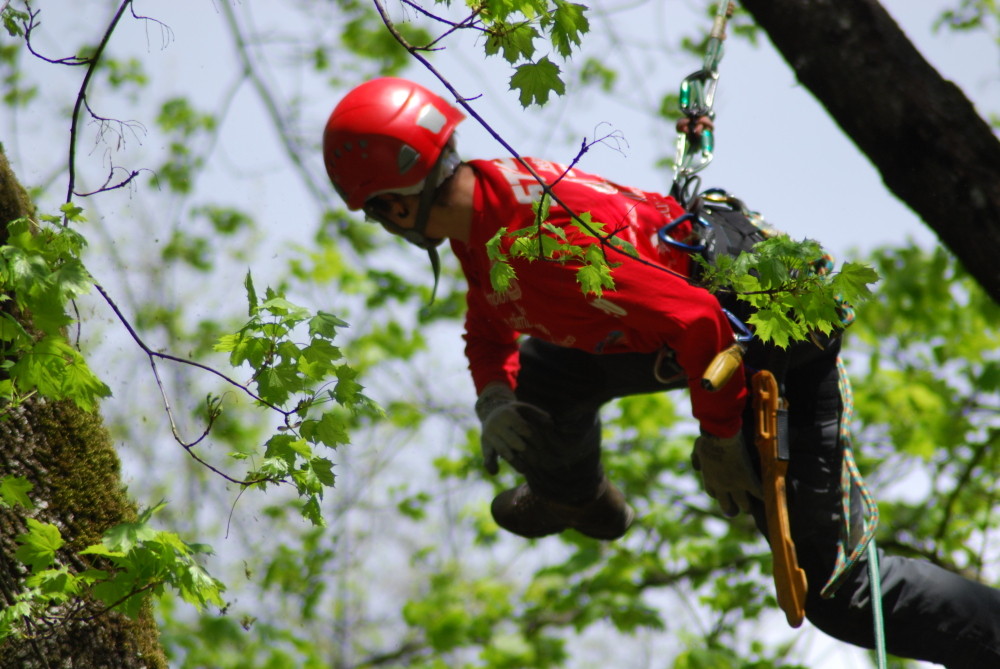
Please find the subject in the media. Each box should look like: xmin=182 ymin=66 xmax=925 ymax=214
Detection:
xmin=748 ymin=309 xmax=794 ymax=348
xmin=0 ymin=312 xmax=31 ymax=344
xmin=216 ymin=332 xmax=271 ymax=368
xmin=244 ymin=270 xmax=258 ymax=316
xmin=257 ymin=364 xmax=302 ymax=405
xmin=485 ymin=22 xmax=539 ymax=63
xmin=8 ymin=335 xmax=111 ymax=411
xmin=333 ymin=365 xmax=364 ymax=405
xmin=14 ymin=519 xmax=64 ymax=572
xmin=80 ymin=543 xmax=126 ymax=559
xmin=510 ymin=57 xmax=565 ymax=106
xmin=261 ymin=296 xmax=310 ymax=321
xmin=2 ymin=7 xmax=29 ymax=37
xmin=309 ymin=457 xmax=336 ymax=487
xmin=547 ymin=1 xmax=589 ymax=58
xmin=176 ymin=561 xmax=225 ymax=610
xmin=302 ymin=496 xmax=324 ymax=527
xmin=101 ymin=519 xmax=159 ymax=555
xmin=308 ymin=311 xmax=349 ymax=339
xmin=302 ymin=411 xmax=350 ymax=449
xmin=486 ymin=228 xmax=508 ymax=262
xmin=533 ymin=191 xmax=552 ymax=224
xmin=0 ymin=476 xmax=34 ymax=509
xmin=608 ymin=236 xmax=638 ymax=258
xmin=510 ymin=235 xmax=540 ymax=260
xmin=489 ymin=260 xmax=517 ymax=293
xmin=576 ymin=262 xmax=613 ymax=296
xmin=570 ymin=212 xmax=604 ymax=238
xmin=92 ymin=570 xmax=149 ymax=618
xmin=830 ymin=261 xmax=879 ymax=302
xmin=24 ymin=566 xmax=80 ymax=600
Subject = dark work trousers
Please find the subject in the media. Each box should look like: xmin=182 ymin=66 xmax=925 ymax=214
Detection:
xmin=513 ymin=336 xmax=1000 ymax=667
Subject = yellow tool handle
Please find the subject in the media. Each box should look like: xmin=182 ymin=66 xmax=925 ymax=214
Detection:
xmin=753 ymin=370 xmax=808 ymax=628
xmin=701 ymin=342 xmax=745 ymax=391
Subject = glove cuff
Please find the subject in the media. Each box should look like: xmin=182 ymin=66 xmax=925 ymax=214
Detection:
xmin=475 ymin=382 xmax=516 ymax=422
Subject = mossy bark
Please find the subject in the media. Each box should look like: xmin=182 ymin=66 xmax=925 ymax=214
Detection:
xmin=0 ymin=150 xmax=167 ymax=668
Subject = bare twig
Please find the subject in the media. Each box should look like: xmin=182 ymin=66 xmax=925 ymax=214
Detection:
xmin=128 ymin=2 xmax=174 ymax=50
xmin=92 ymin=282 xmax=286 ymax=487
xmin=22 ymin=4 xmax=92 ymax=66
xmin=64 ymin=0 xmax=135 ymax=212
xmin=218 ymin=1 xmax=333 ymax=206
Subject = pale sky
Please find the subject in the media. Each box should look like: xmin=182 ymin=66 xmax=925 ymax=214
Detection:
xmin=3 ymin=3 xmax=997 ymax=667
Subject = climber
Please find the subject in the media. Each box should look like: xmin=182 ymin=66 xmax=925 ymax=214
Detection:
xmin=322 ymin=77 xmax=1000 ymax=667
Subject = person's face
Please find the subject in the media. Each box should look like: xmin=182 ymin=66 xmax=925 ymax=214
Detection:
xmin=363 ymin=192 xmax=445 ymax=249
xmin=364 ymin=193 xmax=420 ymax=233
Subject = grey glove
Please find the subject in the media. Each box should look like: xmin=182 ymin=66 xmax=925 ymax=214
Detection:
xmin=475 ymin=383 xmax=553 ymax=475
xmin=691 ymin=432 xmax=763 ymax=517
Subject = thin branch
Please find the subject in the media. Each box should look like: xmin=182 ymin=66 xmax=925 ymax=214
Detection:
xmin=128 ymin=2 xmax=174 ymax=50
xmin=92 ymin=282 xmax=285 ymax=487
xmin=934 ymin=429 xmax=993 ymax=544
xmin=65 ymin=0 xmax=134 ymax=212
xmin=21 ymin=4 xmax=92 ymax=66
xmin=351 ymin=640 xmax=427 ymax=668
xmin=398 ymin=1 xmax=486 ymax=49
xmin=218 ymin=1 xmax=333 ymax=206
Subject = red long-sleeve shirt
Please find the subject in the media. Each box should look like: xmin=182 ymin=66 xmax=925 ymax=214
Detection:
xmin=450 ymin=157 xmax=746 ymax=437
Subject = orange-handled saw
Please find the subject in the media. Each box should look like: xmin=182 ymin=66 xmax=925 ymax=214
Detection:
xmin=753 ymin=369 xmax=807 ymax=628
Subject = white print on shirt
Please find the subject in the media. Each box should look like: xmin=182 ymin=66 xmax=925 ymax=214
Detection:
xmin=491 ymin=157 xmax=619 ymax=205
xmin=590 ymin=298 xmax=627 ymax=317
xmin=505 ymin=301 xmax=552 ymax=337
xmin=492 ymin=292 xmax=577 ymax=348
xmin=486 ymin=277 xmax=522 ymax=306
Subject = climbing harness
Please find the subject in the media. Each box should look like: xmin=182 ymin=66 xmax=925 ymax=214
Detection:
xmin=664 ymin=5 xmax=888 ymax=664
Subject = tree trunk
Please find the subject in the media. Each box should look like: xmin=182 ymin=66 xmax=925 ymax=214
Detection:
xmin=739 ymin=0 xmax=1000 ymax=302
xmin=0 ymin=150 xmax=167 ymax=668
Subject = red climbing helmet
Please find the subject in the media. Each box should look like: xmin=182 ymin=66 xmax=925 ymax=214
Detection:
xmin=322 ymin=77 xmax=466 ymax=210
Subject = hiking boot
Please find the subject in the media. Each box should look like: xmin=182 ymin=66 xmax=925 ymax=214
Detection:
xmin=491 ymin=478 xmax=635 ymax=540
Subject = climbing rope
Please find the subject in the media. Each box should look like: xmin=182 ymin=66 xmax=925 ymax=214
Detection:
xmin=829 ymin=358 xmax=888 ymax=669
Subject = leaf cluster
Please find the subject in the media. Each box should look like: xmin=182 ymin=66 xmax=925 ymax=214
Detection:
xmin=0 ymin=208 xmax=111 ymax=412
xmin=697 ymin=235 xmax=879 ymax=347
xmin=0 ymin=482 xmax=223 ymax=641
xmin=474 ymin=0 xmax=589 ymax=106
xmin=215 ymin=273 xmax=382 ymax=526
xmin=486 ymin=193 xmax=636 ymax=297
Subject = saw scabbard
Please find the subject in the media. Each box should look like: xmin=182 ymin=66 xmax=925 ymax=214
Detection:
xmin=753 ymin=369 xmax=807 ymax=628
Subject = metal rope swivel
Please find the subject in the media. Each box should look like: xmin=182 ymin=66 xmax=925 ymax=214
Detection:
xmin=671 ymin=1 xmax=735 ymax=203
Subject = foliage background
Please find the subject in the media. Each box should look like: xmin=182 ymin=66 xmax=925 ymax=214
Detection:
xmin=1 ymin=0 xmax=998 ymax=667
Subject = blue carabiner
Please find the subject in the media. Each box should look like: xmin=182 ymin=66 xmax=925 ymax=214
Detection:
xmin=722 ymin=308 xmax=754 ymax=344
xmin=657 ymin=212 xmax=708 ymax=253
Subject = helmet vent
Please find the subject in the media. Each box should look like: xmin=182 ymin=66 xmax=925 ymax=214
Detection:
xmin=398 ymin=144 xmax=420 ymax=174
xmin=416 ymin=104 xmax=447 ymax=133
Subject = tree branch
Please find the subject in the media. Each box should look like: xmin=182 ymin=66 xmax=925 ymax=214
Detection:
xmin=64 ymin=0 xmax=134 ymax=212
xmin=92 ymin=282 xmax=285 ymax=488
xmin=739 ymin=0 xmax=1000 ymax=303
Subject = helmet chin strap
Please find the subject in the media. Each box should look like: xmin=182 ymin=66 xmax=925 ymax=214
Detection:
xmin=375 ymin=221 xmax=443 ymax=305
xmin=366 ymin=151 xmax=458 ymax=304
